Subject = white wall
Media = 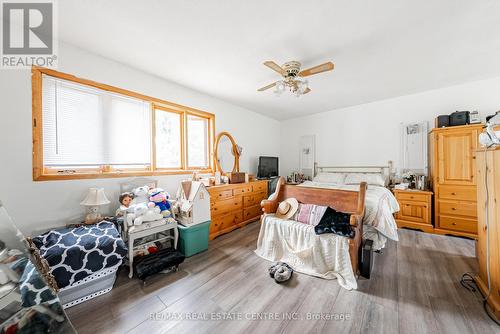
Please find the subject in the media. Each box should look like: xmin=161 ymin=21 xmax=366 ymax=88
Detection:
xmin=280 ymin=76 xmax=500 ymax=176
xmin=0 ymin=42 xmax=280 ymax=234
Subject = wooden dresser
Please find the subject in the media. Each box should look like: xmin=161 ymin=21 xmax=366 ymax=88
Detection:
xmin=476 ymin=147 xmax=500 ymax=318
xmin=430 ymin=124 xmax=482 ymax=238
xmin=393 ymin=189 xmax=433 ymax=233
xmin=207 ymin=180 xmax=268 ymax=240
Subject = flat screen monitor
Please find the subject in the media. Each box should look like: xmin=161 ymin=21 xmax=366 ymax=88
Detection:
xmin=258 ymin=156 xmax=279 ymax=178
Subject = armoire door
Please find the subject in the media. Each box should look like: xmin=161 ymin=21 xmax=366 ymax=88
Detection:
xmin=437 ymin=129 xmax=478 ymax=185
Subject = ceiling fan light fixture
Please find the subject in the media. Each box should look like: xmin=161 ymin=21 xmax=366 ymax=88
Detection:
xmin=274 ymin=81 xmax=286 ymax=95
xmin=258 ymin=60 xmax=333 ymax=96
xmin=297 ymin=79 xmax=309 ymax=94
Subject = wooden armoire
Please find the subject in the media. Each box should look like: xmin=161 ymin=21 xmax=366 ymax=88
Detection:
xmin=430 ymin=124 xmax=483 ymax=238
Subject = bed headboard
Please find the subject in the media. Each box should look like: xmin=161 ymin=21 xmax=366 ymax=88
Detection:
xmin=314 ymin=160 xmax=393 ymax=186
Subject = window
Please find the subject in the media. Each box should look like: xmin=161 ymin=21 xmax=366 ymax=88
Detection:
xmin=32 ymin=67 xmax=215 ymax=180
xmin=187 ymin=114 xmax=209 ymax=168
xmin=154 ymin=106 xmax=182 ymax=169
xmin=42 ymin=76 xmax=152 ymax=171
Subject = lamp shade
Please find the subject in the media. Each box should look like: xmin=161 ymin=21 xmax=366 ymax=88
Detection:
xmin=80 ymin=188 xmax=110 ymax=206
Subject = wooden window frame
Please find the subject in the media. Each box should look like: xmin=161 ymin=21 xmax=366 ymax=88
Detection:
xmin=185 ymin=112 xmax=214 ymax=171
xmin=32 ymin=66 xmax=215 ymax=181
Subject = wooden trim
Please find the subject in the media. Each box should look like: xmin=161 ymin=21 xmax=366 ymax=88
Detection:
xmin=34 ymin=169 xmax=201 ymax=181
xmin=32 ymin=66 xmax=216 ymax=181
xmin=430 ymin=123 xmax=484 ymax=133
xmin=32 ymin=68 xmax=43 ymax=181
xmin=153 ymin=105 xmax=184 ymax=170
xmin=33 ymin=66 xmax=215 ymax=118
xmin=185 ymin=111 xmax=215 ymax=170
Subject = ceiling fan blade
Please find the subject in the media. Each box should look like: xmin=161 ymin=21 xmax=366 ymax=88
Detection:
xmin=263 ymin=61 xmax=285 ymax=76
xmin=298 ymin=62 xmax=334 ymax=77
xmin=303 ymin=87 xmax=311 ymax=94
xmin=257 ymin=82 xmax=277 ymax=92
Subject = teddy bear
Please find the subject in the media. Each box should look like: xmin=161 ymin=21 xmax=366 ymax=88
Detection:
xmin=125 ymin=185 xmax=164 ymax=226
xmin=148 ymin=188 xmax=171 ymax=217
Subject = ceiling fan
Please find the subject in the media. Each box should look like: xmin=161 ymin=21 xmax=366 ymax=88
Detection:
xmin=258 ymin=60 xmax=334 ymax=97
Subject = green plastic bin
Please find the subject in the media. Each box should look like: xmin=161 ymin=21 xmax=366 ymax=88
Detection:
xmin=177 ymin=221 xmax=211 ymax=257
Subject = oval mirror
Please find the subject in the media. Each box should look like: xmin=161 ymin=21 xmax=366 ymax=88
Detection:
xmin=214 ymin=132 xmax=240 ymax=174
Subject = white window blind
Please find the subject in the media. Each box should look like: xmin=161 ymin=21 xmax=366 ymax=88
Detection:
xmin=42 ymin=75 xmax=152 ymax=169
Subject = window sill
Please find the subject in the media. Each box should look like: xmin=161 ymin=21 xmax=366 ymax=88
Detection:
xmin=33 ymin=168 xmax=214 ymax=181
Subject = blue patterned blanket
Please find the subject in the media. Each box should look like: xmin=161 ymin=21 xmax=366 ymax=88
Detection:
xmin=32 ymin=221 xmax=127 ymax=289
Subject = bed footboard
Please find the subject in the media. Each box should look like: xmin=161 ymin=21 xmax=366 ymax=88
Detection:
xmin=261 ymin=177 xmax=367 ymax=276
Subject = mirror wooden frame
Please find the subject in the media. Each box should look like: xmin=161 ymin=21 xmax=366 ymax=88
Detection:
xmin=214 ymin=132 xmax=240 ymax=174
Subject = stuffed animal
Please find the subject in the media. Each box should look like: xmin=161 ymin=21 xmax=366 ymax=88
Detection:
xmin=148 ymin=188 xmax=171 ymax=217
xmin=126 ymin=185 xmax=164 ymax=226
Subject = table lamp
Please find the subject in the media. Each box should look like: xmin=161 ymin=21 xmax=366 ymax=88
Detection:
xmin=80 ymin=188 xmax=110 ymax=224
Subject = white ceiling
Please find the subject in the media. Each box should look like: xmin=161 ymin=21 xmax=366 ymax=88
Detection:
xmin=58 ymin=0 xmax=500 ymax=120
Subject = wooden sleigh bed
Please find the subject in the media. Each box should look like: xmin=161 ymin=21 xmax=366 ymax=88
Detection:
xmin=260 ymin=177 xmax=367 ymax=278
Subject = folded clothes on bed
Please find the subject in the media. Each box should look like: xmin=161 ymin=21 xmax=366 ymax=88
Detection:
xmin=314 ymin=207 xmax=354 ymax=238
xmin=32 ymin=221 xmax=127 ymax=289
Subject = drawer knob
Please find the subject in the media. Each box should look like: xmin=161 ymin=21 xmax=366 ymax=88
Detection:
xmin=452 ymin=222 xmax=457 ymax=225
xmin=452 ymin=207 xmax=456 ymax=210
xmin=451 ymin=192 xmax=456 ymax=195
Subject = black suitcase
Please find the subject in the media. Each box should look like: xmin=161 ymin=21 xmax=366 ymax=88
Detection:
xmin=134 ymin=247 xmax=185 ymax=280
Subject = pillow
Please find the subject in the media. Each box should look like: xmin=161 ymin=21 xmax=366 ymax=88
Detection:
xmin=344 ymin=173 xmax=385 ymax=186
xmin=313 ymin=172 xmax=345 ymax=184
xmin=292 ymin=204 xmax=327 ymax=226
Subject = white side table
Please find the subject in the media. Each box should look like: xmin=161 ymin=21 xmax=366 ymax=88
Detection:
xmin=126 ymin=219 xmax=178 ymax=278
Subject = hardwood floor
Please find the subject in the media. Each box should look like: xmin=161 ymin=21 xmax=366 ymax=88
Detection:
xmin=66 ymin=222 xmax=499 ymax=334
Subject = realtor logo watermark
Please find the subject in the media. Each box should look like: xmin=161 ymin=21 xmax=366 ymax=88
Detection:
xmin=1 ymin=0 xmax=57 ymax=69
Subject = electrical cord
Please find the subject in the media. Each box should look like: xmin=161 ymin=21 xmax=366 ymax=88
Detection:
xmin=460 ymin=272 xmax=500 ymax=325
xmin=460 ymin=150 xmax=500 ymax=325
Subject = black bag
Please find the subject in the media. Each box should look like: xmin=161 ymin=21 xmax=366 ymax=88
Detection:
xmin=449 ymin=111 xmax=470 ymax=126
xmin=359 ymin=239 xmax=374 ymax=279
xmin=134 ymin=247 xmax=185 ymax=280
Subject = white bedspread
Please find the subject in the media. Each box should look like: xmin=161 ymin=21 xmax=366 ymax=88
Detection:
xmin=254 ymin=215 xmax=357 ymax=290
xmin=299 ymin=181 xmax=400 ymax=250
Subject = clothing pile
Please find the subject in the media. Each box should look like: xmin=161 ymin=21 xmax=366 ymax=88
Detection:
xmin=276 ymin=198 xmax=354 ymax=238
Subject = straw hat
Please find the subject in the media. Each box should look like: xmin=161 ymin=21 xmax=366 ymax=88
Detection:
xmin=275 ymin=198 xmax=299 ymax=220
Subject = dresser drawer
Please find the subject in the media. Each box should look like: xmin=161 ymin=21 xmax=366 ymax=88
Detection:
xmin=252 ymin=182 xmax=267 ymax=193
xmin=215 ymin=212 xmax=243 ymax=231
xmin=210 ymin=220 xmax=221 ymax=234
xmin=243 ymin=205 xmax=262 ymax=221
xmin=222 ymin=212 xmax=243 ymax=230
xmin=438 ymin=185 xmax=476 ymax=202
xmin=439 ymin=216 xmax=477 ymax=234
xmin=397 ymin=201 xmax=430 ymax=224
xmin=439 ymin=200 xmax=477 ymax=218
xmin=233 ymin=185 xmax=252 ymax=196
xmin=209 ymin=189 xmax=233 ymax=202
xmin=211 ymin=197 xmax=242 ymax=216
xmin=395 ymin=192 xmax=429 ymax=203
xmin=243 ymin=191 xmax=267 ymax=207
